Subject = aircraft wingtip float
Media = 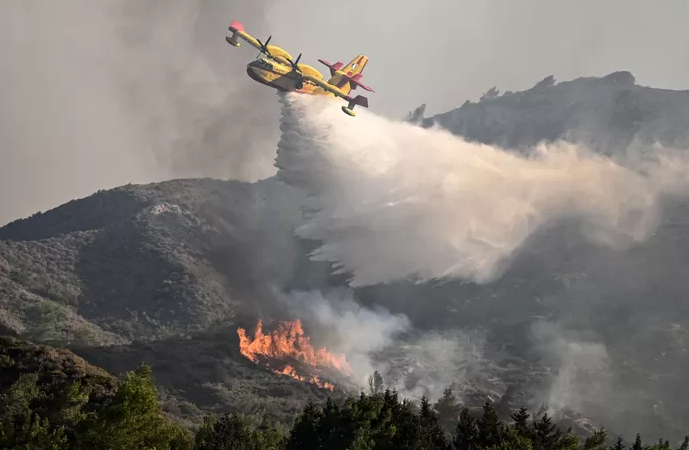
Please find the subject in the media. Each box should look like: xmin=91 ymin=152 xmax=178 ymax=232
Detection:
xmin=226 ymin=20 xmax=374 ymax=117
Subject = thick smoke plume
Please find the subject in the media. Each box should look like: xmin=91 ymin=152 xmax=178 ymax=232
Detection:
xmin=275 ymin=93 xmax=689 ymax=287
xmin=283 ymin=288 xmax=487 ymax=401
xmin=0 ymin=0 xmax=279 ymax=225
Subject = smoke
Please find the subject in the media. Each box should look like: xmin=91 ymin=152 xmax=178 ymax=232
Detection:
xmin=282 ymin=288 xmax=490 ymax=402
xmin=374 ymin=328 xmax=490 ymax=402
xmin=275 ymin=93 xmax=689 ymax=287
xmin=113 ymin=0 xmax=281 ymax=179
xmin=283 ymin=289 xmax=410 ymax=382
xmin=0 ymin=0 xmax=280 ymax=226
xmin=531 ymin=321 xmax=613 ymax=415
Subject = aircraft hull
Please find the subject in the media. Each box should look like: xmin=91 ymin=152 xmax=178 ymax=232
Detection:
xmin=246 ymin=65 xmax=318 ymax=95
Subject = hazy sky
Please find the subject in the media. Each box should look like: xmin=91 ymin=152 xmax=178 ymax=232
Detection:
xmin=1 ymin=0 xmax=688 ymax=225
xmin=264 ymin=0 xmax=689 ymax=116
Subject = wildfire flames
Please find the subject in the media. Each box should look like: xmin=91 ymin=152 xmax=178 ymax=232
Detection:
xmin=237 ymin=319 xmax=352 ymax=391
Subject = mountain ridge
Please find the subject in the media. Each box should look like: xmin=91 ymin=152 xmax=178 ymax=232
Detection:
xmin=2 ymin=70 xmax=689 ymax=441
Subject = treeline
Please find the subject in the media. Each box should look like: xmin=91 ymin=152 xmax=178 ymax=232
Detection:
xmin=195 ymin=389 xmax=689 ymax=450
xmin=2 ymin=356 xmax=687 ymax=450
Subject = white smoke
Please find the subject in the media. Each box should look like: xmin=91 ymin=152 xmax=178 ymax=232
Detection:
xmin=374 ymin=328 xmax=490 ymax=402
xmin=275 ymin=93 xmax=689 ymax=287
xmin=283 ymin=288 xmax=410 ymax=380
xmin=283 ymin=288 xmax=484 ymax=400
xmin=531 ymin=321 xmax=613 ymax=415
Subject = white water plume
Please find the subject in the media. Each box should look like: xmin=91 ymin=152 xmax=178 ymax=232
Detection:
xmin=275 ymin=93 xmax=689 ymax=287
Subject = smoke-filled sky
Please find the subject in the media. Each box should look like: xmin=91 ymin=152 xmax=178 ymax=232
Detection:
xmin=1 ymin=0 xmax=688 ymax=225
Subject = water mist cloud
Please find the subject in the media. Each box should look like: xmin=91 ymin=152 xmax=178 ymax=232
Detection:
xmin=275 ymin=93 xmax=689 ymax=287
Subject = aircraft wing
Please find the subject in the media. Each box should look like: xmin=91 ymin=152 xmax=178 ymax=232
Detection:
xmin=301 ymin=74 xmax=369 ymax=112
xmin=301 ymin=74 xmax=348 ymax=98
xmin=226 ymin=20 xmax=263 ymax=51
xmin=227 ymin=20 xmax=296 ymax=64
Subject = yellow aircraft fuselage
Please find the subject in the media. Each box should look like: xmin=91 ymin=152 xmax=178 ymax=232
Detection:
xmin=246 ymin=57 xmax=319 ymax=95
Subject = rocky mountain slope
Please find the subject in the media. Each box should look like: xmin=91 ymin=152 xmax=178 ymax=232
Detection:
xmin=0 ymin=178 xmax=305 ymax=345
xmin=2 ymin=71 xmax=689 ymax=441
xmin=421 ymin=71 xmax=689 ymax=154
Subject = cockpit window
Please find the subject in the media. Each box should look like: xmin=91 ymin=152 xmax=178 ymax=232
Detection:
xmin=257 ymin=59 xmax=272 ymax=70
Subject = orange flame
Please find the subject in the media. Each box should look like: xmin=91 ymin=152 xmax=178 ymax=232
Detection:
xmin=237 ymin=319 xmax=349 ymax=391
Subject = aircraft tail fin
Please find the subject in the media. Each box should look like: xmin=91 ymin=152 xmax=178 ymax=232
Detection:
xmin=342 ymin=54 xmax=368 ymax=76
xmin=318 ymin=54 xmax=374 ymax=92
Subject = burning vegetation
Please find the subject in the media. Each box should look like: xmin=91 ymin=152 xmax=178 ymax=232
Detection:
xmin=237 ymin=319 xmax=352 ymax=391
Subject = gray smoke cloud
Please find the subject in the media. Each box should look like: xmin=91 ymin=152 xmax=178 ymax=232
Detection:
xmin=530 ymin=321 xmax=613 ymax=415
xmin=283 ymin=288 xmax=487 ymax=402
xmin=275 ymin=93 xmax=689 ymax=287
xmin=283 ymin=288 xmax=410 ymax=382
xmin=0 ymin=0 xmax=280 ymax=226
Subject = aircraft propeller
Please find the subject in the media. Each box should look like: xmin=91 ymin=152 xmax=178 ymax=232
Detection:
xmin=288 ymin=53 xmax=302 ymax=73
xmin=255 ymin=35 xmax=272 ymax=58
xmin=287 ymin=53 xmax=305 ymax=89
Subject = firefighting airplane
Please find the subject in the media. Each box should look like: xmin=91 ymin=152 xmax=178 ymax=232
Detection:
xmin=225 ymin=20 xmax=374 ymax=117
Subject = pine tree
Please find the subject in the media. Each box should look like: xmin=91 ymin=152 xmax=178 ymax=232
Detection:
xmin=434 ymin=387 xmax=461 ymax=436
xmin=476 ymin=401 xmax=503 ymax=449
xmin=583 ymin=428 xmax=608 ymax=450
xmin=193 ymin=413 xmax=262 ymax=450
xmin=679 ymin=436 xmax=689 ymax=450
xmin=367 ymin=371 xmax=385 ymax=396
xmin=453 ymin=408 xmax=477 ymax=450
xmin=287 ymin=401 xmax=321 ymax=450
xmin=531 ymin=410 xmax=562 ymax=450
xmin=510 ymin=407 xmax=531 ymax=440
xmin=631 ymin=434 xmax=643 ymax=450
xmin=419 ymin=396 xmax=451 ymax=450
xmin=610 ymin=436 xmax=626 ymax=450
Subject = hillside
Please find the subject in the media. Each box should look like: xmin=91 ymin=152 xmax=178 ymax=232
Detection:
xmin=2 ymin=70 xmax=689 ymax=442
xmin=0 ymin=178 xmax=306 ymax=346
xmin=420 ymin=71 xmax=689 ymax=154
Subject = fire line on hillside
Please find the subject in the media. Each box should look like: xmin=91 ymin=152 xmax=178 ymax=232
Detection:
xmin=237 ymin=319 xmax=353 ymax=391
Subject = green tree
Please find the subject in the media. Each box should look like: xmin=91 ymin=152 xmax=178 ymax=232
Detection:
xmin=583 ymin=428 xmax=608 ymax=450
xmin=511 ymin=407 xmax=532 ymax=441
xmin=193 ymin=413 xmax=282 ymax=450
xmin=610 ymin=436 xmax=626 ymax=450
xmin=419 ymin=396 xmax=451 ymax=450
xmin=367 ymin=371 xmax=385 ymax=396
xmin=82 ymin=364 xmax=193 ymax=450
xmin=286 ymin=401 xmax=321 ymax=450
xmin=476 ymin=401 xmax=504 ymax=449
xmin=679 ymin=436 xmax=689 ymax=450
xmin=531 ymin=410 xmax=563 ymax=450
xmin=453 ymin=408 xmax=477 ymax=450
xmin=631 ymin=434 xmax=643 ymax=450
xmin=0 ymin=373 xmax=68 ymax=450
xmin=434 ymin=388 xmax=461 ymax=437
